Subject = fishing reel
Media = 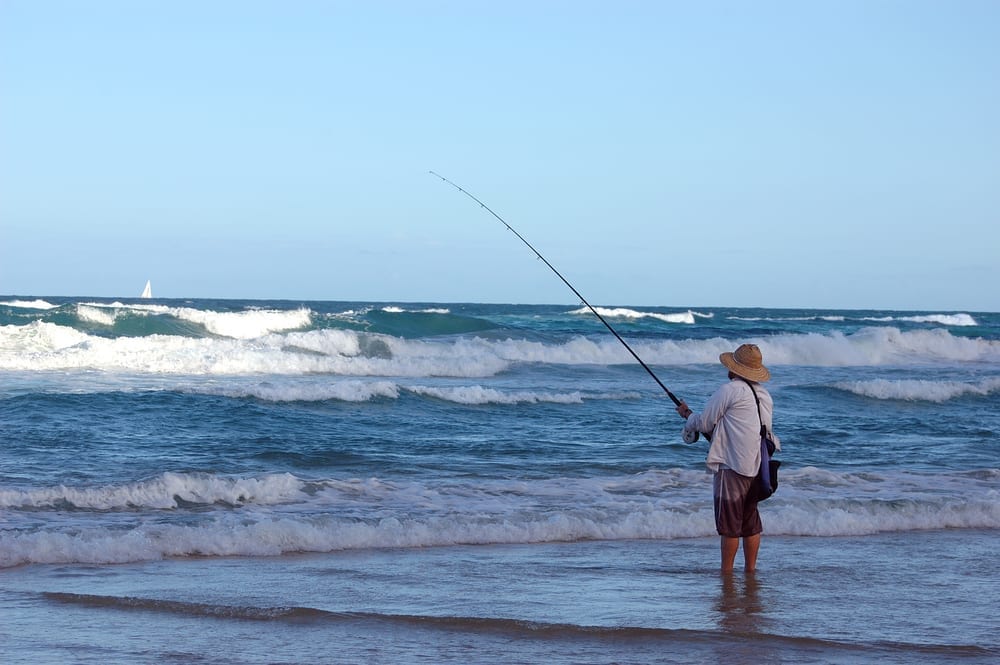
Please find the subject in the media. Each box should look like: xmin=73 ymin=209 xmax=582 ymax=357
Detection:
xmin=682 ymin=428 xmax=700 ymax=444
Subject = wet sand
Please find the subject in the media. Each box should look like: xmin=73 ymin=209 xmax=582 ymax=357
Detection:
xmin=2 ymin=531 xmax=997 ymax=664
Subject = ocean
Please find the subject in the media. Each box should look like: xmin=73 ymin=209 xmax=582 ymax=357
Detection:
xmin=1 ymin=297 xmax=998 ymax=664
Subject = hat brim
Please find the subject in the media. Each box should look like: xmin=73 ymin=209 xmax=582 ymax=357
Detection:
xmin=720 ymin=352 xmax=770 ymax=382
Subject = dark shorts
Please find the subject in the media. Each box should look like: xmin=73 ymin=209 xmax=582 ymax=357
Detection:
xmin=713 ymin=468 xmax=762 ymax=538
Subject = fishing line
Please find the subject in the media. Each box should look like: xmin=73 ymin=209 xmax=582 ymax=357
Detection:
xmin=430 ymin=171 xmax=685 ymax=409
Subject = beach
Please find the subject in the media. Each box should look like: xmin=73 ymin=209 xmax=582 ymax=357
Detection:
xmin=3 ymin=533 xmax=996 ymax=664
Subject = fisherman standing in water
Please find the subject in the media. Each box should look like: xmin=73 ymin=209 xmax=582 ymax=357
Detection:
xmin=431 ymin=176 xmax=783 ymax=572
xmin=675 ymin=344 xmax=780 ymax=573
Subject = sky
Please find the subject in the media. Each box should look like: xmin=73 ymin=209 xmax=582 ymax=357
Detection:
xmin=1 ymin=0 xmax=998 ymax=311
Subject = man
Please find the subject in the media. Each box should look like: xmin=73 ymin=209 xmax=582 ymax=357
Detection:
xmin=675 ymin=343 xmax=780 ymax=574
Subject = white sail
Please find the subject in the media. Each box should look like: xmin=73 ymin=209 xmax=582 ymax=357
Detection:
xmin=140 ymin=280 xmax=152 ymax=298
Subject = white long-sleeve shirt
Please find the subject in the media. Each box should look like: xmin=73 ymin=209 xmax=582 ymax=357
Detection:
xmin=685 ymin=378 xmax=780 ymax=477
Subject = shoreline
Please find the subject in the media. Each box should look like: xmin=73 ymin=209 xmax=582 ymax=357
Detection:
xmin=2 ymin=530 xmax=997 ymax=664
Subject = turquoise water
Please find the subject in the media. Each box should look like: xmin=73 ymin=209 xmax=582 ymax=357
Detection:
xmin=1 ymin=297 xmax=998 ymax=662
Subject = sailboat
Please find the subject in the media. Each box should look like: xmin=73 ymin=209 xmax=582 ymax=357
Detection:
xmin=140 ymin=280 xmax=152 ymax=298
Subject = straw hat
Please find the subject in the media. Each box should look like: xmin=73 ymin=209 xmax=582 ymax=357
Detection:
xmin=720 ymin=343 xmax=770 ymax=382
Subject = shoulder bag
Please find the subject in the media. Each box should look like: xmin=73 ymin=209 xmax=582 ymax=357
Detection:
xmin=745 ymin=381 xmax=780 ymax=501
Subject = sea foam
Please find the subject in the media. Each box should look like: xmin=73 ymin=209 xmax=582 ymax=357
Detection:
xmin=569 ymin=306 xmax=710 ymax=325
xmin=832 ymin=377 xmax=1000 ymax=402
xmin=864 ymin=313 xmax=979 ymax=327
xmin=0 ymin=299 xmax=59 ymax=310
xmin=0 ymin=472 xmax=306 ymax=510
xmin=407 ymin=385 xmax=587 ymax=405
xmin=76 ymin=302 xmax=313 ymax=338
xmin=196 ymin=380 xmax=402 ymax=402
xmin=2 ymin=321 xmax=998 ymax=378
xmin=3 ymin=468 xmax=996 ymax=568
xmin=730 ymin=312 xmax=979 ymax=327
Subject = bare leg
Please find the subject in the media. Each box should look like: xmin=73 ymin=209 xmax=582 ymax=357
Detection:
xmin=720 ymin=536 xmax=740 ymax=573
xmin=743 ymin=533 xmax=761 ymax=572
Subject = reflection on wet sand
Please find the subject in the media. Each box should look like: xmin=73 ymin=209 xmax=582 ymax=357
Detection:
xmin=716 ymin=572 xmax=767 ymax=635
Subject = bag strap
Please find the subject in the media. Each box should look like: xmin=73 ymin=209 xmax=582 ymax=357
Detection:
xmin=741 ymin=378 xmax=767 ymax=437
xmin=742 ymin=379 xmax=777 ymax=458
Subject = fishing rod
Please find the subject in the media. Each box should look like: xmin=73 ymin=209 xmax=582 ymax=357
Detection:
xmin=429 ymin=171 xmax=685 ymax=409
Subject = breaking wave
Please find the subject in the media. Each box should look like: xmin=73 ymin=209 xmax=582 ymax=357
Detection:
xmin=2 ymin=468 xmax=996 ymax=568
xmin=76 ymin=302 xmax=312 ymax=338
xmin=2 ymin=321 xmax=998 ymax=380
xmin=570 ymin=306 xmax=712 ymax=325
xmin=832 ymin=377 xmax=1000 ymax=402
xmin=0 ymin=472 xmax=307 ymax=510
xmin=730 ymin=312 xmax=979 ymax=327
xmin=0 ymin=299 xmax=59 ymax=310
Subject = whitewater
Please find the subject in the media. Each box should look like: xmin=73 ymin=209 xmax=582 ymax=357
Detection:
xmin=1 ymin=297 xmax=998 ymax=664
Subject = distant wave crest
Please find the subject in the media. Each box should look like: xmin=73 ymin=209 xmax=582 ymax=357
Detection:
xmin=187 ymin=381 xmax=639 ymax=405
xmin=195 ymin=380 xmax=402 ymax=403
xmin=75 ymin=302 xmax=312 ymax=338
xmin=569 ymin=307 xmax=711 ymax=325
xmin=406 ymin=385 xmax=633 ymax=405
xmin=864 ymin=313 xmax=978 ymax=326
xmin=831 ymin=377 xmax=1000 ymax=402
xmin=0 ymin=299 xmax=59 ymax=310
xmin=730 ymin=312 xmax=979 ymax=327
